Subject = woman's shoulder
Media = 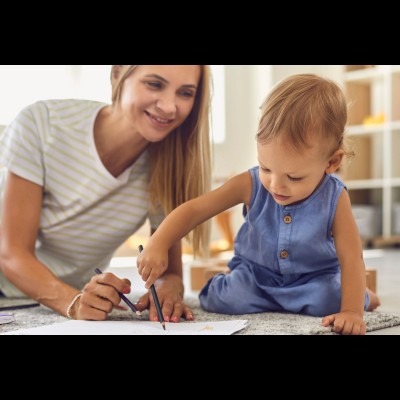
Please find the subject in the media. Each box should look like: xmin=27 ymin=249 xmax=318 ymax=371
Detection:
xmin=36 ymin=99 xmax=105 ymax=115
xmin=15 ymin=99 xmax=105 ymax=121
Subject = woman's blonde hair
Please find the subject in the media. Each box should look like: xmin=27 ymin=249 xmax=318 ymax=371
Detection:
xmin=111 ymin=65 xmax=212 ymax=256
xmin=257 ymin=74 xmax=353 ymax=159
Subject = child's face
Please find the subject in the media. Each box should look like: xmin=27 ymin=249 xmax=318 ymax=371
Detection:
xmin=257 ymin=138 xmax=331 ymax=206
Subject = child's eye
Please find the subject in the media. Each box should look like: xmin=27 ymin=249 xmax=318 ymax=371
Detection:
xmin=288 ymin=175 xmax=303 ymax=182
xmin=260 ymin=166 xmax=271 ymax=173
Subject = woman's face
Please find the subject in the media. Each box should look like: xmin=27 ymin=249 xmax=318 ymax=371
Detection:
xmin=119 ymin=65 xmax=201 ymax=142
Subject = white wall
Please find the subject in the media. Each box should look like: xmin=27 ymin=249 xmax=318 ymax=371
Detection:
xmin=211 ymin=66 xmax=272 ymax=240
xmin=213 ymin=65 xmax=272 ymax=179
xmin=272 ymin=65 xmax=344 ymax=84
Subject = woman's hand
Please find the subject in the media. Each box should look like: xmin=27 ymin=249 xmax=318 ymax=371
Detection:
xmin=70 ymin=272 xmax=132 ymax=320
xmin=135 ymin=273 xmax=194 ymax=323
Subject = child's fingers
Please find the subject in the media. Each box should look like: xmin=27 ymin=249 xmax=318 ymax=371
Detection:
xmin=332 ymin=317 xmax=345 ymax=333
xmin=141 ymin=266 xmax=151 ymax=282
xmin=137 ymin=261 xmax=144 ymax=275
xmin=145 ymin=270 xmax=160 ymax=289
xmin=340 ymin=320 xmax=354 ymax=335
xmin=322 ymin=314 xmax=335 ymax=327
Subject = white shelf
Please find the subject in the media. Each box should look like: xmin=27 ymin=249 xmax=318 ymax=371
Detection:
xmin=392 ymin=65 xmax=400 ymax=74
xmin=390 ymin=178 xmax=400 ymax=187
xmin=346 ymin=179 xmax=384 ymax=190
xmin=347 ymin=121 xmax=400 ymax=135
xmin=392 ymin=121 xmax=400 ymax=131
xmin=344 ymin=65 xmax=400 ymax=238
xmin=344 ymin=67 xmax=386 ymax=83
xmin=347 ymin=124 xmax=384 ymax=135
xmin=346 ymin=178 xmax=400 ymax=190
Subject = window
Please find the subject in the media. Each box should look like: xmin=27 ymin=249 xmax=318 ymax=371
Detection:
xmin=210 ymin=65 xmax=226 ymax=144
xmin=0 ymin=65 xmax=226 ymax=144
xmin=0 ymin=65 xmax=111 ymax=125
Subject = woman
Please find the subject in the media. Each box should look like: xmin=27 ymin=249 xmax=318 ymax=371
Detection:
xmin=0 ymin=65 xmax=212 ymax=321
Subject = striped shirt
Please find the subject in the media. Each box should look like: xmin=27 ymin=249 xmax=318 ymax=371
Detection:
xmin=0 ymin=99 xmax=163 ymax=297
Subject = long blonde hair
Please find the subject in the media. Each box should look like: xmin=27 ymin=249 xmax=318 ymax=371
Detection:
xmin=111 ymin=65 xmax=212 ymax=256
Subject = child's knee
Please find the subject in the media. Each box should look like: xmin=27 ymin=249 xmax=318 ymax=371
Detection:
xmin=304 ymin=283 xmax=341 ymax=317
xmin=199 ymin=273 xmax=254 ymax=315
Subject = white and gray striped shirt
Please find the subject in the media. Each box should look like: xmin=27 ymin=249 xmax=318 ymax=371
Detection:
xmin=0 ymin=99 xmax=163 ymax=297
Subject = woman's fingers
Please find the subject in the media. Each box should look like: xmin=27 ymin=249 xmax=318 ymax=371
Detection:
xmin=78 ymin=272 xmax=132 ymax=320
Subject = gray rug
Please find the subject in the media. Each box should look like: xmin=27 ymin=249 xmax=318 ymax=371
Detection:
xmin=1 ymin=297 xmax=400 ymax=335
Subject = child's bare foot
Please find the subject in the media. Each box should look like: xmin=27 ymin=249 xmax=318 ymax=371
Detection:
xmin=367 ymin=288 xmax=381 ymax=311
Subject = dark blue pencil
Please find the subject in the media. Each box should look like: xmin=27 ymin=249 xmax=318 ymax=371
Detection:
xmin=94 ymin=268 xmax=142 ymax=318
xmin=138 ymin=245 xmax=166 ymax=330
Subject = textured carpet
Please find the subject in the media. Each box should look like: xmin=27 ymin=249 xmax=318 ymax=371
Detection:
xmin=1 ymin=297 xmax=400 ymax=335
xmin=183 ymin=299 xmax=400 ymax=335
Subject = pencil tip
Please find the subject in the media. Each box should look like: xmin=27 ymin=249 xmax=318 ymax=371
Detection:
xmin=162 ymin=322 xmax=166 ymax=331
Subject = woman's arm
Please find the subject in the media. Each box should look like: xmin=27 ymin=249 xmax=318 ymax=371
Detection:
xmin=323 ymin=190 xmax=367 ymax=335
xmin=0 ymin=172 xmax=78 ymax=315
xmin=138 ymin=172 xmax=252 ymax=288
xmin=0 ymin=172 xmax=131 ymax=320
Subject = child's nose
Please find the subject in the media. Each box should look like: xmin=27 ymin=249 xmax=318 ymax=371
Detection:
xmin=270 ymin=176 xmax=285 ymax=191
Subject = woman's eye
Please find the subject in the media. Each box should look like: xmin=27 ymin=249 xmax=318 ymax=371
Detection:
xmin=146 ymin=81 xmax=162 ymax=89
xmin=179 ymin=90 xmax=195 ymax=98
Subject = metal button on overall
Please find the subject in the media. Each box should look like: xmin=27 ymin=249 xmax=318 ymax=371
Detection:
xmin=283 ymin=215 xmax=292 ymax=224
xmin=280 ymin=250 xmax=289 ymax=259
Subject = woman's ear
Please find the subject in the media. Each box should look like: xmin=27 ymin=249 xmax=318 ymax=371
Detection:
xmin=111 ymin=65 xmax=123 ymax=85
xmin=325 ymin=150 xmax=344 ymax=174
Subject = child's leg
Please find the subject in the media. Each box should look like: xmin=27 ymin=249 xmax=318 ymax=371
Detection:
xmin=199 ymin=264 xmax=283 ymax=315
xmin=366 ymin=288 xmax=381 ymax=311
xmin=298 ymin=272 xmax=342 ymax=317
xmin=298 ymin=272 xmax=372 ymax=317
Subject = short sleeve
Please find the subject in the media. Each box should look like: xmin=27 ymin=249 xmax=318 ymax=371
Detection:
xmin=148 ymin=202 xmax=165 ymax=230
xmin=0 ymin=103 xmax=45 ymax=186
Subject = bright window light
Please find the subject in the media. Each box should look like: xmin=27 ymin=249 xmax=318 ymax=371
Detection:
xmin=0 ymin=65 xmax=226 ymax=145
xmin=210 ymin=65 xmax=226 ymax=144
xmin=0 ymin=65 xmax=111 ymax=126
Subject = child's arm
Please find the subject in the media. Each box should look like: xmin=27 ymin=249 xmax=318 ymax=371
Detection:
xmin=138 ymin=172 xmax=252 ymax=288
xmin=322 ymin=190 xmax=367 ymax=335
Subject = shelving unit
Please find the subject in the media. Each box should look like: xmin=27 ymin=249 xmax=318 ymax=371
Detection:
xmin=342 ymin=65 xmax=400 ymax=242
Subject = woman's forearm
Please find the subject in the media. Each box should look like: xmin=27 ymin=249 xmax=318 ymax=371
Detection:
xmin=0 ymin=249 xmax=79 ymax=317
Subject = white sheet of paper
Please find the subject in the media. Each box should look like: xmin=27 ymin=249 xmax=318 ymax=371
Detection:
xmin=3 ymin=320 xmax=247 ymax=335
xmin=0 ymin=314 xmax=15 ymax=325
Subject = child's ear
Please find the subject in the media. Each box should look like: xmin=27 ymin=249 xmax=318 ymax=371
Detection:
xmin=325 ymin=150 xmax=344 ymax=174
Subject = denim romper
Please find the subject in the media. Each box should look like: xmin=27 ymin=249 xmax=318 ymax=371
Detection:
xmin=200 ymin=166 xmax=370 ymax=317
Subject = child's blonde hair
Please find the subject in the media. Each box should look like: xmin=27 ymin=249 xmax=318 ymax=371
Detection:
xmin=111 ymin=65 xmax=212 ymax=256
xmin=257 ymin=74 xmax=353 ymax=159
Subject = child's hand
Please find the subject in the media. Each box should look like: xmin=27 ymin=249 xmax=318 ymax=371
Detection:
xmin=137 ymin=246 xmax=169 ymax=289
xmin=322 ymin=311 xmax=366 ymax=335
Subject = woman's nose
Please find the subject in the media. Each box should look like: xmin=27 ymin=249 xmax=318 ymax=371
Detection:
xmin=156 ymin=94 xmax=177 ymax=116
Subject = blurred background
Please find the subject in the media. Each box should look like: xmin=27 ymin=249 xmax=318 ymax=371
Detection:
xmin=1 ymin=65 xmax=399 ymax=308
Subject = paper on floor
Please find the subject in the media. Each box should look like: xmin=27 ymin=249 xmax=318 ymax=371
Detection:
xmin=0 ymin=314 xmax=15 ymax=325
xmin=3 ymin=319 xmax=247 ymax=335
